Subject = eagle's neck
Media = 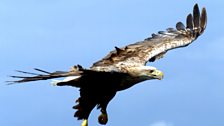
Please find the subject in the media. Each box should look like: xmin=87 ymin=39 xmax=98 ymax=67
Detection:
xmin=116 ymin=66 xmax=158 ymax=91
xmin=117 ymin=75 xmax=149 ymax=91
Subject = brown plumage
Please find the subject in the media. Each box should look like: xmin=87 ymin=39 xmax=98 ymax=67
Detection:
xmin=92 ymin=4 xmax=206 ymax=71
xmin=9 ymin=4 xmax=207 ymax=126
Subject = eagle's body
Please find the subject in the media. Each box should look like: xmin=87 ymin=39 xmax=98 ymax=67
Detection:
xmin=10 ymin=4 xmax=207 ymax=126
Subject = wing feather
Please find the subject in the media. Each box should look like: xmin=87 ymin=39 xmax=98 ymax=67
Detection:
xmin=200 ymin=8 xmax=207 ymax=32
xmin=91 ymin=4 xmax=207 ymax=71
xmin=193 ymin=4 xmax=200 ymax=28
xmin=186 ymin=14 xmax=194 ymax=29
xmin=176 ymin=22 xmax=186 ymax=31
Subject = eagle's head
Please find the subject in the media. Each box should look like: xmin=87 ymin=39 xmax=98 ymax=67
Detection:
xmin=141 ymin=66 xmax=164 ymax=80
xmin=129 ymin=66 xmax=164 ymax=80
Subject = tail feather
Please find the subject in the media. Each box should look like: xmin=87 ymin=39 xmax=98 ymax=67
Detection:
xmin=15 ymin=70 xmax=41 ymax=75
xmin=33 ymin=68 xmax=51 ymax=74
xmin=7 ymin=68 xmax=83 ymax=84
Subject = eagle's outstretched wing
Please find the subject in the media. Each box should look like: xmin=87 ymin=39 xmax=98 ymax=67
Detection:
xmin=92 ymin=4 xmax=207 ymax=70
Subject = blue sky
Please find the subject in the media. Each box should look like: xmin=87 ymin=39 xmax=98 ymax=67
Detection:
xmin=0 ymin=0 xmax=224 ymax=126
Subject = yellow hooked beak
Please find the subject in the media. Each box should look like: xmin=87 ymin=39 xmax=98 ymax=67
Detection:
xmin=153 ymin=69 xmax=164 ymax=80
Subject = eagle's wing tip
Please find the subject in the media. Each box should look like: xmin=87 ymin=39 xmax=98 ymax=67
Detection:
xmin=183 ymin=4 xmax=207 ymax=37
xmin=201 ymin=7 xmax=207 ymax=31
xmin=194 ymin=3 xmax=199 ymax=10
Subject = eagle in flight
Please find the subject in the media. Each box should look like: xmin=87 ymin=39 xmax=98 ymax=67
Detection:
xmin=9 ymin=4 xmax=207 ymax=126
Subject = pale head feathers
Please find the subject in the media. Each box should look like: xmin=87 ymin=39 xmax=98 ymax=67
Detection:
xmin=127 ymin=66 xmax=163 ymax=80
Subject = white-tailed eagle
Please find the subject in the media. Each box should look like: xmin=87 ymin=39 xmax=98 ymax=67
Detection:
xmin=9 ymin=4 xmax=207 ymax=126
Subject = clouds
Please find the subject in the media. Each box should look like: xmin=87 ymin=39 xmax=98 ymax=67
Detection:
xmin=150 ymin=121 xmax=174 ymax=126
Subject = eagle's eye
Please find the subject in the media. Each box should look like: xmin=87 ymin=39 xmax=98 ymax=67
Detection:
xmin=149 ymin=70 xmax=154 ymax=73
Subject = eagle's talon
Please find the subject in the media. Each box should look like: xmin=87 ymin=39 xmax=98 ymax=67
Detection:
xmin=81 ymin=119 xmax=88 ymax=126
xmin=98 ymin=113 xmax=108 ymax=125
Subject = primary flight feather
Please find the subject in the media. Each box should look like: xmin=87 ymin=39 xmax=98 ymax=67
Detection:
xmin=9 ymin=4 xmax=207 ymax=126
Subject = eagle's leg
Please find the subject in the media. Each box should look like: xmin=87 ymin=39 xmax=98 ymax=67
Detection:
xmin=98 ymin=93 xmax=116 ymax=125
